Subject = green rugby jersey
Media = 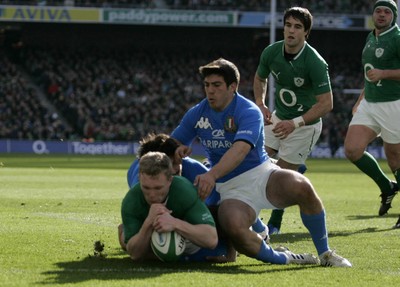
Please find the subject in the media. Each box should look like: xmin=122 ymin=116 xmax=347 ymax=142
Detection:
xmin=362 ymin=24 xmax=400 ymax=102
xmin=256 ymin=40 xmax=331 ymax=124
xmin=121 ymin=176 xmax=215 ymax=243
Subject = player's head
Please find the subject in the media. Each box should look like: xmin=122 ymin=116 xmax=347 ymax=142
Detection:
xmin=283 ymin=7 xmax=313 ymax=39
xmin=137 ymin=133 xmax=182 ymax=175
xmin=199 ymin=58 xmax=240 ymax=91
xmin=138 ymin=133 xmax=179 ymax=158
xmin=139 ymin=152 xmax=173 ymax=204
xmin=374 ymin=0 xmax=397 ymax=26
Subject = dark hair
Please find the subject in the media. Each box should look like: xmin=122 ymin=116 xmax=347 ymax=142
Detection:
xmin=139 ymin=152 xmax=173 ymax=179
xmin=284 ymin=7 xmax=313 ymax=39
xmin=137 ymin=133 xmax=180 ymax=159
xmin=199 ymin=58 xmax=240 ymax=90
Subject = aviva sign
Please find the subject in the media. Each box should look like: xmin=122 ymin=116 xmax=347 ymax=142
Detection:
xmin=0 ymin=5 xmax=100 ymax=22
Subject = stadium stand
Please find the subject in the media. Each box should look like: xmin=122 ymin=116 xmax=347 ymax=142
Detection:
xmin=0 ymin=0 xmax=375 ymax=13
xmin=0 ymin=48 xmax=74 ymax=140
xmin=0 ymin=2 xmax=368 ymax=147
xmin=1 ymin=40 xmax=364 ymax=145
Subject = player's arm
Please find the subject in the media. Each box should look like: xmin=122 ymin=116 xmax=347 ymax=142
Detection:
xmin=253 ymin=73 xmax=272 ymax=125
xmin=195 ymin=140 xmax=251 ymax=200
xmin=300 ymin=90 xmax=333 ymax=125
xmin=125 ymin=216 xmax=154 ymax=261
xmin=273 ymin=90 xmax=332 ymax=139
xmin=153 ymin=207 xmax=218 ymax=250
xmin=367 ymin=68 xmax=400 ymax=82
xmin=125 ymin=204 xmax=170 ymax=261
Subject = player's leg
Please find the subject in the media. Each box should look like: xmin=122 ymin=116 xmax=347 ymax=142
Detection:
xmin=266 ymin=124 xmax=315 ymax=235
xmin=345 ymin=125 xmax=397 ymax=215
xmin=381 ymin=142 xmax=400 ymax=215
xmin=218 ymin=198 xmax=317 ymax=265
xmin=394 ymin=215 xmax=400 ymax=229
xmin=118 ymin=224 xmax=127 ymax=251
xmin=267 ymin=161 xmax=307 ymax=234
xmin=251 ymin=217 xmax=269 ymax=241
xmin=266 ymin=169 xmax=352 ymax=267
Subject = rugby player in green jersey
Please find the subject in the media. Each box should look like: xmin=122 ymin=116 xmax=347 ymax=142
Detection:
xmin=344 ymin=0 xmax=400 ymax=218
xmin=121 ymin=152 xmax=226 ymax=262
xmin=253 ymin=7 xmax=333 ymax=235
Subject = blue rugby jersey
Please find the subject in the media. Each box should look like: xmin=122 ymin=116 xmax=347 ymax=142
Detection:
xmin=171 ymin=92 xmax=268 ymax=183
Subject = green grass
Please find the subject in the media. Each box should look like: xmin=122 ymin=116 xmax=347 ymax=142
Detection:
xmin=0 ymin=155 xmax=399 ymax=287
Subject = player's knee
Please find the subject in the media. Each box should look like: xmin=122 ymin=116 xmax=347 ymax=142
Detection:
xmin=344 ymin=142 xmax=363 ymax=161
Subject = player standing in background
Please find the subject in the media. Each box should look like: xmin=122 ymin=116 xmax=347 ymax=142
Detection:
xmin=253 ymin=7 xmax=333 ymax=235
xmin=344 ymin=0 xmax=400 ymax=218
xmin=172 ymin=57 xmax=351 ymax=267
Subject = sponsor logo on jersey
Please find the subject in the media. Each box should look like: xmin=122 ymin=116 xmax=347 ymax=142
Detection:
xmin=294 ymin=77 xmax=304 ymax=87
xmin=272 ymin=70 xmax=281 ymax=80
xmin=212 ymin=129 xmax=225 ymax=138
xmin=224 ymin=116 xmax=237 ymax=132
xmin=201 ymin=139 xmax=232 ymax=149
xmin=195 ymin=117 xmax=213 ymax=129
xmin=375 ymin=48 xmax=384 ymax=58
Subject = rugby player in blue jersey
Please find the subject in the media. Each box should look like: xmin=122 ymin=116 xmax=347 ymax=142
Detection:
xmin=171 ymin=58 xmax=351 ymax=267
xmin=125 ymin=132 xmax=269 ymax=240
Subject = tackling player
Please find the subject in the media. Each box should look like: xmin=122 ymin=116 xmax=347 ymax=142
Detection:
xmin=172 ymin=57 xmax=351 ymax=267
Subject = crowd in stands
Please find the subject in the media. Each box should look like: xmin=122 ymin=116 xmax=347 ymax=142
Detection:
xmin=1 ymin=41 xmax=364 ymax=153
xmin=0 ymin=0 xmax=376 ymax=14
xmin=0 ymin=49 xmax=74 ymax=140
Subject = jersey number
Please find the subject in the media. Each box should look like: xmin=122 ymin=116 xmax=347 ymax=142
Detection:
xmin=364 ymin=63 xmax=382 ymax=86
xmin=279 ymin=88 xmax=303 ymax=111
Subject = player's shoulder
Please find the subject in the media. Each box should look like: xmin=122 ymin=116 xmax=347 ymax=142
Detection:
xmin=304 ymin=42 xmax=326 ymax=60
xmin=263 ymin=40 xmax=283 ymax=55
xmin=171 ymin=176 xmax=196 ymax=190
xmin=169 ymin=176 xmax=198 ymax=201
xmin=186 ymin=98 xmax=211 ymax=116
xmin=235 ymin=93 xmax=260 ymax=113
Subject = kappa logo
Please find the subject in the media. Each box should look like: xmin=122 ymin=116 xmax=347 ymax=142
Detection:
xmin=195 ymin=117 xmax=213 ymax=129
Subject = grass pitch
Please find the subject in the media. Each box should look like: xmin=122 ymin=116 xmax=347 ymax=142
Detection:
xmin=0 ymin=154 xmax=399 ymax=287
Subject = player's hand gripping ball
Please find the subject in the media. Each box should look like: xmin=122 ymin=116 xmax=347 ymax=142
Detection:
xmin=151 ymin=230 xmax=186 ymax=262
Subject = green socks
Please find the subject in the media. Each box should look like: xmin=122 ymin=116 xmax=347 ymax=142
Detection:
xmin=353 ymin=152 xmax=392 ymax=194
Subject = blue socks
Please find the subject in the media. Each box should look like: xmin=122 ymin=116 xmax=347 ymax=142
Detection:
xmin=256 ymin=241 xmax=287 ymax=264
xmin=301 ymin=210 xmax=329 ymax=255
xmin=252 ymin=217 xmax=267 ymax=233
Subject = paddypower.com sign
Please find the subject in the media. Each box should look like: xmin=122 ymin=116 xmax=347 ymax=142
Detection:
xmin=103 ymin=9 xmax=234 ymax=26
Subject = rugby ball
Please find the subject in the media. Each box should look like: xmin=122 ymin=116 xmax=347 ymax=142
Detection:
xmin=151 ymin=230 xmax=186 ymax=262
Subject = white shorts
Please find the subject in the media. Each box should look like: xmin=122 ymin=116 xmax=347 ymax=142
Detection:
xmin=349 ymin=99 xmax=400 ymax=144
xmin=216 ymin=160 xmax=280 ymax=216
xmin=264 ymin=111 xmax=322 ymax=164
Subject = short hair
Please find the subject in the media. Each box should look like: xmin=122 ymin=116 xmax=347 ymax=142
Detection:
xmin=139 ymin=152 xmax=173 ymax=179
xmin=284 ymin=7 xmax=313 ymax=39
xmin=199 ymin=58 xmax=240 ymax=90
xmin=137 ymin=133 xmax=180 ymax=159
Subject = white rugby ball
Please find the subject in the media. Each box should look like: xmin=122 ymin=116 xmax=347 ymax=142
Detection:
xmin=151 ymin=230 xmax=186 ymax=262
